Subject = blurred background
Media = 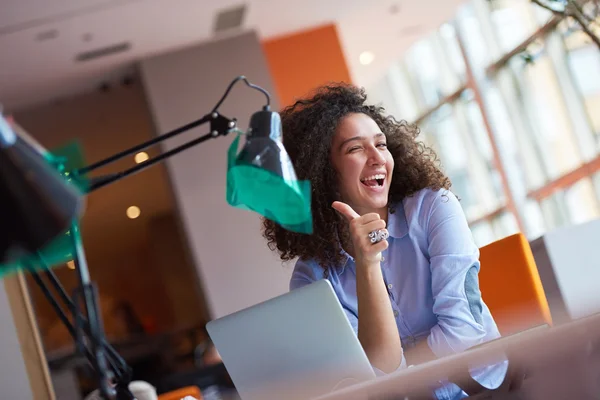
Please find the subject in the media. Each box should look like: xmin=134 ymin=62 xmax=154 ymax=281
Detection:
xmin=1 ymin=0 xmax=599 ymax=398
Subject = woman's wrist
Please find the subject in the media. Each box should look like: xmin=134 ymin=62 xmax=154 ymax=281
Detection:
xmin=355 ymin=260 xmax=382 ymax=278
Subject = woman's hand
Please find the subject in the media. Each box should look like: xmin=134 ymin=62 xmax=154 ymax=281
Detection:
xmin=332 ymin=201 xmax=402 ymax=372
xmin=332 ymin=201 xmax=389 ymax=267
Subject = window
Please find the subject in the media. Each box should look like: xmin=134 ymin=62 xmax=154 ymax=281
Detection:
xmin=420 ymin=95 xmax=505 ymax=222
xmin=521 ymin=199 xmax=546 ymax=239
xmin=507 ymin=46 xmax=584 ymax=182
xmin=538 ymin=178 xmax=600 ymax=230
xmin=456 ymin=3 xmax=498 ymax=78
xmin=368 ymin=63 xmax=421 ymax=123
xmin=370 ymin=0 xmax=600 ymax=244
xmin=562 ymin=28 xmax=600 ymax=150
xmin=480 ymin=76 xmax=543 ymax=199
xmin=487 ymin=0 xmax=547 ymax=51
xmin=403 ymin=25 xmax=467 ymax=110
xmin=471 ymin=211 xmax=520 ymax=247
xmin=564 ymin=178 xmax=600 ymax=224
xmin=594 ymin=172 xmax=600 ymax=202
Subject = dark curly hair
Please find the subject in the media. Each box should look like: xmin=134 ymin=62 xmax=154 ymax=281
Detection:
xmin=262 ymin=83 xmax=451 ymax=269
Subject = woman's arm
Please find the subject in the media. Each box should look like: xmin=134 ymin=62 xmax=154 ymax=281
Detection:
xmin=404 ymin=337 xmax=437 ymax=365
xmin=355 ymin=258 xmax=404 ymax=372
xmin=423 ymin=190 xmax=489 ymax=359
xmin=333 ymin=201 xmax=403 ymax=373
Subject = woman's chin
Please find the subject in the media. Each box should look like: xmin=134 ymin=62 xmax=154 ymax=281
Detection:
xmin=360 ymin=195 xmax=389 ymax=210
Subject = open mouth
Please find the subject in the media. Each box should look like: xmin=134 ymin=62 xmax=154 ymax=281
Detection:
xmin=360 ymin=174 xmax=385 ymax=187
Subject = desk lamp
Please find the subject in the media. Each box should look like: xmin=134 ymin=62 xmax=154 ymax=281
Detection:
xmin=0 ymin=76 xmax=312 ymax=399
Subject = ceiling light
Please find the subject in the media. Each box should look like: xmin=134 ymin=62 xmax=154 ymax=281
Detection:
xmin=134 ymin=152 xmax=149 ymax=163
xmin=126 ymin=206 xmax=141 ymax=219
xmin=67 ymin=260 xmax=75 ymax=270
xmin=359 ymin=51 xmax=375 ymax=65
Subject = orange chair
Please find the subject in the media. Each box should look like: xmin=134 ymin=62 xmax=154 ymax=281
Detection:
xmin=157 ymin=386 xmax=202 ymax=400
xmin=446 ymin=233 xmax=553 ymax=396
xmin=479 ymin=233 xmax=552 ymax=335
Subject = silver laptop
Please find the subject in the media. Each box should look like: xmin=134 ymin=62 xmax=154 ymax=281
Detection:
xmin=206 ymin=279 xmax=376 ymax=400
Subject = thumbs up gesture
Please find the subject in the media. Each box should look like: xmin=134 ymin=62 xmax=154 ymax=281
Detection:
xmin=332 ymin=201 xmax=389 ymax=267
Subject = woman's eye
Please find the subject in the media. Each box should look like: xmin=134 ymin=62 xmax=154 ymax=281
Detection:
xmin=348 ymin=146 xmax=361 ymax=153
xmin=377 ymin=143 xmax=387 ymax=148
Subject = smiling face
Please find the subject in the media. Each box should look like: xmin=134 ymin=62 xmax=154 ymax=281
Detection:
xmin=331 ymin=113 xmax=394 ymax=216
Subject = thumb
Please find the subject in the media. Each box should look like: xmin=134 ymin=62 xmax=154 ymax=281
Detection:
xmin=332 ymin=201 xmax=360 ymax=221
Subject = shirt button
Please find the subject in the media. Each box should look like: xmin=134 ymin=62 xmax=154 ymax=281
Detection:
xmin=381 ymin=256 xmax=385 ymax=262
xmin=387 ymin=283 xmax=393 ymax=290
xmin=393 ymin=310 xmax=399 ymax=317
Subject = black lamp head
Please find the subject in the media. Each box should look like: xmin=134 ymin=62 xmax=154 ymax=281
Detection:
xmin=235 ymin=108 xmax=297 ymax=181
xmin=227 ymin=108 xmax=312 ymax=234
xmin=0 ymin=115 xmax=83 ymax=264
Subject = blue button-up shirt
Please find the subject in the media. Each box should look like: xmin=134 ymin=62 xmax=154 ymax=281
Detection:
xmin=290 ymin=188 xmax=507 ymax=399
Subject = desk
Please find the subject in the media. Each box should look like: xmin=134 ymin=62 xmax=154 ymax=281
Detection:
xmin=315 ymin=313 xmax=600 ymax=400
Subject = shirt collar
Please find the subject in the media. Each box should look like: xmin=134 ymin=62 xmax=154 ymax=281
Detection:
xmin=336 ymin=203 xmax=408 ymax=275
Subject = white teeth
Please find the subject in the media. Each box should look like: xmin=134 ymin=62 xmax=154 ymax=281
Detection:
xmin=360 ymin=174 xmax=386 ymax=182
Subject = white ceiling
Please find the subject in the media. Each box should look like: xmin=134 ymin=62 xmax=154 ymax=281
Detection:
xmin=338 ymin=0 xmax=467 ymax=88
xmin=0 ymin=0 xmax=466 ymax=112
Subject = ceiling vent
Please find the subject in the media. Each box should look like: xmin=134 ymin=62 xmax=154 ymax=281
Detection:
xmin=36 ymin=29 xmax=59 ymax=42
xmin=213 ymin=4 xmax=247 ymax=33
xmin=75 ymin=42 xmax=131 ymax=62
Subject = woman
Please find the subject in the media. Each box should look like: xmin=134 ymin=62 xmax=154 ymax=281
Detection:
xmin=262 ymin=84 xmax=506 ymax=399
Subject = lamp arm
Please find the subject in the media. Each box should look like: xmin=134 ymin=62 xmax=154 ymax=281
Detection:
xmin=43 ymin=268 xmax=130 ymax=375
xmin=83 ymin=112 xmax=235 ymax=192
xmin=76 ymin=74 xmax=271 ymax=182
xmin=27 ymin=267 xmax=132 ymax=392
xmin=211 ymin=75 xmax=271 ymax=113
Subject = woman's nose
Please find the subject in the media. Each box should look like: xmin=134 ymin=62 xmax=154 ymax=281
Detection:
xmin=368 ymin=146 xmax=386 ymax=166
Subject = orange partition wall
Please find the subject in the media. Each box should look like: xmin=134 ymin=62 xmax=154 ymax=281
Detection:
xmin=262 ymin=24 xmax=352 ymax=108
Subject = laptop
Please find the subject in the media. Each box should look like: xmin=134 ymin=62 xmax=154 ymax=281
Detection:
xmin=206 ymin=279 xmax=376 ymax=400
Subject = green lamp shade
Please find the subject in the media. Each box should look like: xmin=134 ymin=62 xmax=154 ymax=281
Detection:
xmin=0 ymin=230 xmax=77 ymax=277
xmin=226 ymin=110 xmax=312 ymax=234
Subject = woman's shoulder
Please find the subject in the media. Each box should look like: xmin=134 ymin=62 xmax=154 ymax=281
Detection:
xmin=397 ymin=188 xmax=458 ymax=229
xmin=290 ymin=258 xmax=327 ymax=289
xmin=403 ymin=187 xmax=455 ymax=206
xmin=399 ymin=186 xmax=451 ymax=210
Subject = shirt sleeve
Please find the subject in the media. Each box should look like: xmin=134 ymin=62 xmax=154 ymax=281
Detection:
xmin=290 ymin=259 xmax=407 ymax=374
xmin=289 ymin=258 xmax=321 ymax=290
xmin=425 ymin=190 xmax=488 ymax=358
xmin=290 ymin=259 xmax=359 ymax=334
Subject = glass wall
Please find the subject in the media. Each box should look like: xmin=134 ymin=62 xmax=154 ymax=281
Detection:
xmin=370 ymin=0 xmax=600 ymax=246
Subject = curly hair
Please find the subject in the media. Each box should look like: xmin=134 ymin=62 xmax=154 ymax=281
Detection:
xmin=262 ymin=83 xmax=451 ymax=269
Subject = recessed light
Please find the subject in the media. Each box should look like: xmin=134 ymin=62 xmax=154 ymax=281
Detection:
xmin=135 ymin=152 xmax=149 ymax=163
xmin=127 ymin=206 xmax=141 ymax=219
xmin=67 ymin=261 xmax=75 ymax=270
xmin=359 ymin=51 xmax=375 ymax=66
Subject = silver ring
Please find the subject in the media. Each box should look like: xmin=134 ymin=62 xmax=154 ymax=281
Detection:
xmin=368 ymin=229 xmax=388 ymax=243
